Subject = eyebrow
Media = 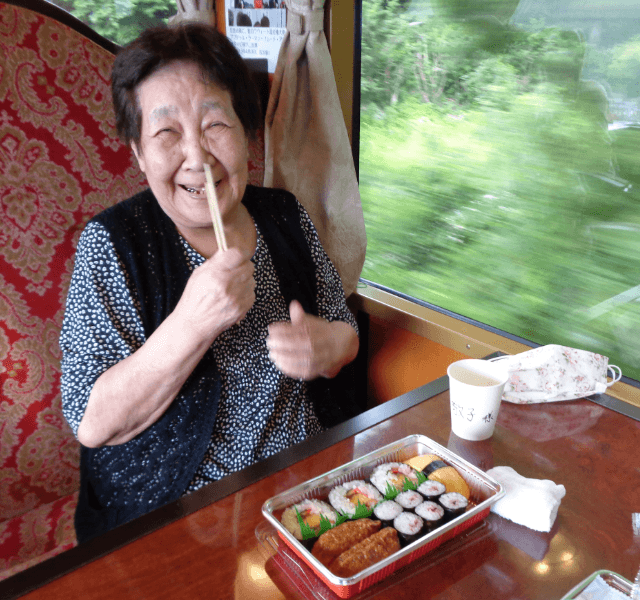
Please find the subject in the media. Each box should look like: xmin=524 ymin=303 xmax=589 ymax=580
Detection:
xmin=149 ymin=105 xmax=178 ymax=124
xmin=149 ymin=101 xmax=227 ymax=124
xmin=202 ymin=100 xmax=227 ymax=115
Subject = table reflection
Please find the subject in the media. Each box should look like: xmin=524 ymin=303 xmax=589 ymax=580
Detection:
xmin=446 ymin=432 xmax=495 ymax=472
xmin=235 ymin=548 xmax=284 ymax=600
xmin=4 ymin=386 xmax=639 ymax=600
xmin=497 ymin=401 xmax=605 ymax=442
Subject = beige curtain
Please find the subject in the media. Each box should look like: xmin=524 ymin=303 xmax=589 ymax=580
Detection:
xmin=168 ymin=0 xmax=216 ymax=26
xmin=264 ymin=0 xmax=366 ymax=297
xmin=168 ymin=0 xmax=366 ymax=296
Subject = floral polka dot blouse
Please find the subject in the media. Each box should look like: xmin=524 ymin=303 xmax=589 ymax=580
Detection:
xmin=60 ymin=199 xmax=356 ymax=493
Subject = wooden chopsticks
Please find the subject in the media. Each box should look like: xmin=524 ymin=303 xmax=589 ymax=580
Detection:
xmin=204 ymin=163 xmax=228 ymax=252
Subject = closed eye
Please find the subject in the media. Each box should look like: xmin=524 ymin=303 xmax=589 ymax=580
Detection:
xmin=149 ymin=127 xmax=178 ymax=138
xmin=152 ymin=128 xmax=180 ymax=146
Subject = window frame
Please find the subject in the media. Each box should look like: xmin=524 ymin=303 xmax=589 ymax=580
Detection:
xmin=331 ymin=0 xmax=640 ymax=402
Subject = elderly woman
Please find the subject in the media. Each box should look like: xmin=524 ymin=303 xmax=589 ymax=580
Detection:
xmin=60 ymin=24 xmax=359 ymax=542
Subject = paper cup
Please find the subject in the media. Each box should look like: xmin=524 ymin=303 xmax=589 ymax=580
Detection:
xmin=447 ymin=359 xmax=509 ymax=441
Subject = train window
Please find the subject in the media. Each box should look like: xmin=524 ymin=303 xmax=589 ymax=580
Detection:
xmin=44 ymin=0 xmax=175 ymax=45
xmin=358 ymin=0 xmax=640 ymax=381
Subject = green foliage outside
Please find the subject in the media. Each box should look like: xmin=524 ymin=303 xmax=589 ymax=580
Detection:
xmin=360 ymin=0 xmax=640 ymax=380
xmin=49 ymin=0 xmax=175 ymax=45
xmin=45 ymin=0 xmax=640 ymax=380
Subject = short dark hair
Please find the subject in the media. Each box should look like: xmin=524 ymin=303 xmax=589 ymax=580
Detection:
xmin=111 ymin=24 xmax=262 ymax=147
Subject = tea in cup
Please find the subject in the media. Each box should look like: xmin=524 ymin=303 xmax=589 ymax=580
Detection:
xmin=447 ymin=359 xmax=509 ymax=441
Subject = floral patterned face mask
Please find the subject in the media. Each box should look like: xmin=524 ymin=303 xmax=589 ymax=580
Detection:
xmin=489 ymin=345 xmax=622 ymax=404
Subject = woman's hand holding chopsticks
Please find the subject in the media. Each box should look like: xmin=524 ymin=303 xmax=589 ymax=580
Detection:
xmin=77 ymin=247 xmax=255 ymax=448
xmin=175 ymin=247 xmax=256 ymax=340
xmin=177 ymin=164 xmax=257 ymax=339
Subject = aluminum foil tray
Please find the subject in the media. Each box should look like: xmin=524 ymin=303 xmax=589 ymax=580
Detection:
xmin=561 ymin=570 xmax=634 ymax=599
xmin=261 ymin=434 xmax=505 ymax=598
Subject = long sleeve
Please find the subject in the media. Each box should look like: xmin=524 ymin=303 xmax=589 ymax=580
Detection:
xmin=296 ymin=200 xmax=358 ymax=333
xmin=60 ymin=222 xmax=146 ymax=436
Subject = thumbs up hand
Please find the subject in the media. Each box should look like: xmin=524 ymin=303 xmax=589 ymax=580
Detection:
xmin=266 ymin=300 xmax=358 ymax=381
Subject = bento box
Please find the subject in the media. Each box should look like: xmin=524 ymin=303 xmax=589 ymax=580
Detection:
xmin=261 ymin=434 xmax=505 ymax=598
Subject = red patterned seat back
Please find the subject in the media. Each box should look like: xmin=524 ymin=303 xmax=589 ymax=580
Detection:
xmin=0 ymin=0 xmax=144 ymax=521
xmin=0 ymin=1 xmax=147 ymax=574
xmin=0 ymin=0 xmax=264 ymax=577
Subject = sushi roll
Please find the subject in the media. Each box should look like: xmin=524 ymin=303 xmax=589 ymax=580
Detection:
xmin=328 ymin=480 xmax=382 ymax=517
xmin=439 ymin=492 xmax=469 ymax=521
xmin=373 ymin=500 xmax=403 ymax=528
xmin=395 ymin=490 xmax=423 ymax=511
xmin=281 ymin=499 xmax=338 ymax=546
xmin=415 ymin=501 xmax=445 ymax=531
xmin=370 ymin=462 xmax=420 ymax=497
xmin=393 ymin=511 xmax=424 ymax=546
xmin=417 ymin=480 xmax=446 ymax=502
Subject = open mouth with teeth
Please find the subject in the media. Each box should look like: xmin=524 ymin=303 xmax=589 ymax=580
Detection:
xmin=181 ymin=180 xmax=221 ymax=195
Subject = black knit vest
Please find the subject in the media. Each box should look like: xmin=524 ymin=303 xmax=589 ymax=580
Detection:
xmin=75 ymin=185 xmax=323 ymax=542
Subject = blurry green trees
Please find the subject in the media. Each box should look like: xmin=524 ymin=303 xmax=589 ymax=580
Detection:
xmin=50 ymin=0 xmax=175 ymax=45
xmin=360 ymin=0 xmax=640 ymax=379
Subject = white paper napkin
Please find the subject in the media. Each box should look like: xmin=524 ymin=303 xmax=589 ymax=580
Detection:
xmin=486 ymin=466 xmax=566 ymax=532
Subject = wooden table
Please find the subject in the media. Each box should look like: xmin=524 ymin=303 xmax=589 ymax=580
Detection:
xmin=4 ymin=379 xmax=640 ymax=600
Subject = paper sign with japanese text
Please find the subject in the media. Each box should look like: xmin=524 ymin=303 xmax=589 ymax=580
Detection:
xmin=225 ymin=0 xmax=286 ymax=73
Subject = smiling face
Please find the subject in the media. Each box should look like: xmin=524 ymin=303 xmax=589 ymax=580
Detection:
xmin=131 ymin=61 xmax=249 ymax=236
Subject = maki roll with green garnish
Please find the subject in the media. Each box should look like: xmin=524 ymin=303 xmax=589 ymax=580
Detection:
xmin=370 ymin=462 xmax=421 ymax=498
xmin=282 ymin=499 xmax=338 ymax=548
xmin=328 ymin=480 xmax=382 ymax=518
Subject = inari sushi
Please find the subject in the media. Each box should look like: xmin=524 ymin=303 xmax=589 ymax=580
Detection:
xmin=312 ymin=518 xmax=382 ymax=568
xmin=370 ymin=463 xmax=420 ymax=496
xmin=282 ymin=499 xmax=338 ymax=543
xmin=330 ymin=527 xmax=401 ymax=577
xmin=328 ymin=480 xmax=382 ymax=517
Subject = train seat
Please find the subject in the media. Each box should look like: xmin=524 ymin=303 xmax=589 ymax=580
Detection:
xmin=0 ymin=0 xmax=264 ymax=579
xmin=0 ymin=0 xmax=144 ymax=578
